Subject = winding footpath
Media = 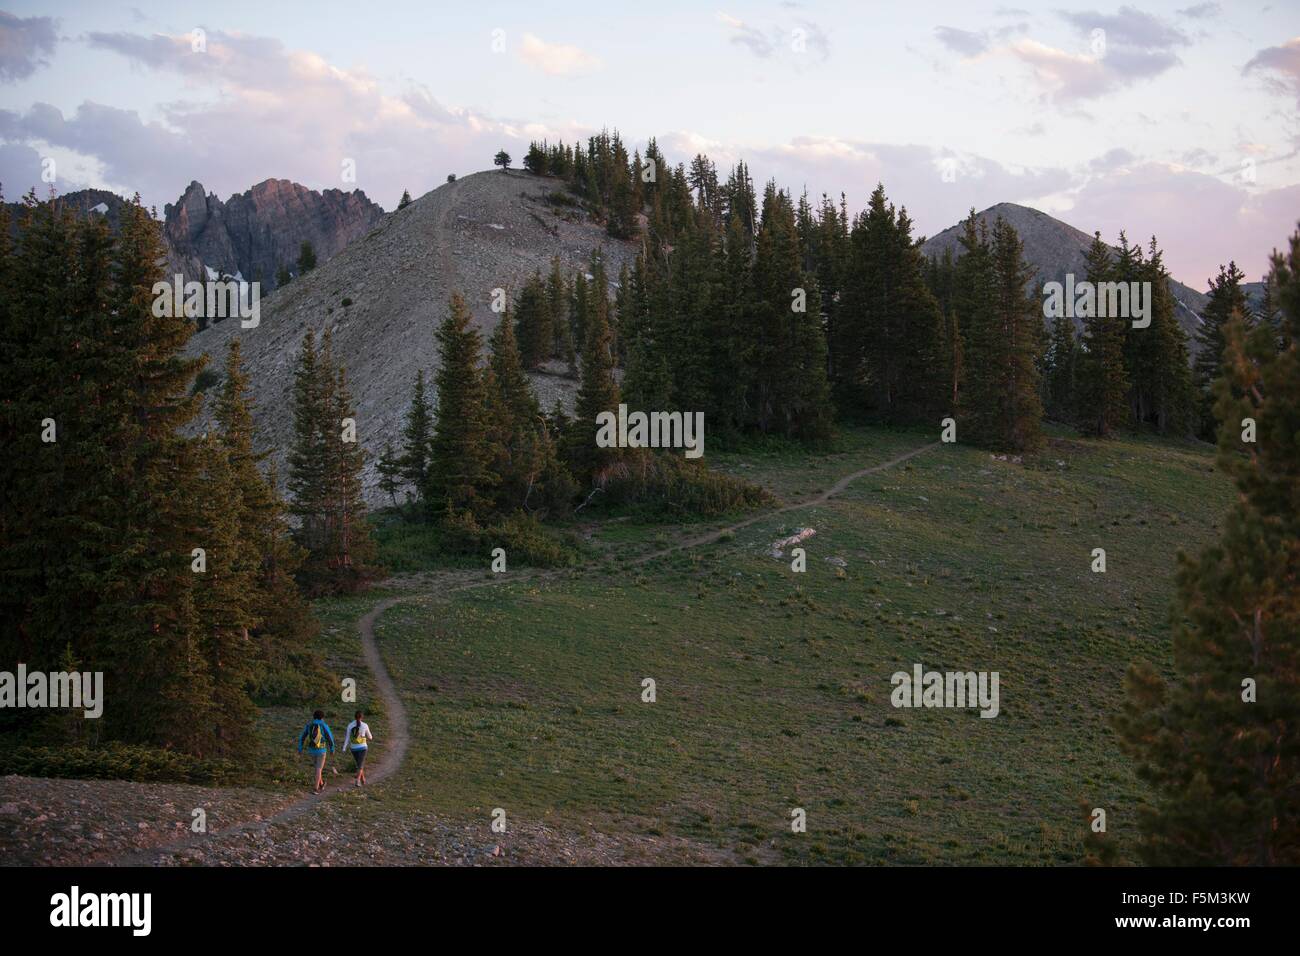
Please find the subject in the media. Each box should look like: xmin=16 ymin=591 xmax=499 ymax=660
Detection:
xmin=109 ymin=598 xmax=411 ymax=866
xmin=106 ymin=439 xmax=939 ymax=865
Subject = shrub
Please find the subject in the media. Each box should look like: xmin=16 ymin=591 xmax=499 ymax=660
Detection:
xmin=250 ymin=647 xmax=334 ymax=707
xmin=191 ymin=367 xmax=222 ymax=395
xmin=0 ymin=743 xmax=239 ymax=784
xmin=588 ymin=451 xmax=771 ymax=520
xmin=443 ymin=508 xmax=579 ymax=568
xmin=484 ymin=512 xmax=580 ymax=567
xmin=543 ymin=190 xmax=580 ymax=209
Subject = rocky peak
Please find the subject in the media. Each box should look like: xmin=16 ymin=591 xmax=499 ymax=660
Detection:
xmin=163 ymin=178 xmax=386 ymax=288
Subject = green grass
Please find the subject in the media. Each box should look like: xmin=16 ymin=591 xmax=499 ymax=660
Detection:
xmin=366 ymin=425 xmax=1232 ymax=864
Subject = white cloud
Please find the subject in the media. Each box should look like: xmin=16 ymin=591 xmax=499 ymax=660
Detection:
xmin=0 ymin=29 xmax=592 ymax=210
xmin=1007 ymin=39 xmax=1114 ymax=101
xmin=1066 ymin=160 xmax=1300 ymax=284
xmin=517 ymin=34 xmax=603 ymax=77
xmin=1244 ymin=37 xmax=1300 ymax=106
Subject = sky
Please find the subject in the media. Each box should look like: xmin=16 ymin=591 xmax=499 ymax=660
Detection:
xmin=1 ymin=1 xmax=1298 ymax=286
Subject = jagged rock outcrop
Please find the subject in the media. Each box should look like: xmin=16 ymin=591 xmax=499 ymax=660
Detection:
xmin=6 ymin=180 xmax=383 ymax=287
xmin=163 ymin=179 xmax=385 ymax=288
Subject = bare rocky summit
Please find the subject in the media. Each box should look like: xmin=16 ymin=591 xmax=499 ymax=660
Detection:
xmin=921 ymin=202 xmax=1208 ymax=338
xmin=184 ymin=169 xmax=636 ymax=503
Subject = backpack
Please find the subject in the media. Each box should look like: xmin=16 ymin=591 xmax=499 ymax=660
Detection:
xmin=351 ymin=723 xmax=365 ymax=747
xmin=309 ymin=722 xmax=325 ymax=749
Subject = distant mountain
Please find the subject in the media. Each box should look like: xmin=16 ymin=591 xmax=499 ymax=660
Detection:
xmin=920 ymin=202 xmax=1208 ymax=340
xmin=6 ymin=179 xmax=385 ymax=289
xmin=2 ymin=187 xmax=129 ymax=234
xmin=1242 ymin=279 xmax=1274 ymax=314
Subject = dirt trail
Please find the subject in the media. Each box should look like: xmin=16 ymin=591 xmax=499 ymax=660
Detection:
xmin=103 ymin=439 xmax=938 ymax=865
xmin=109 ymin=597 xmax=411 ymax=866
xmin=634 ymin=441 xmax=940 ymax=564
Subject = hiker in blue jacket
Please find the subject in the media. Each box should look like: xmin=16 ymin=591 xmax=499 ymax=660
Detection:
xmin=297 ymin=709 xmax=335 ymax=793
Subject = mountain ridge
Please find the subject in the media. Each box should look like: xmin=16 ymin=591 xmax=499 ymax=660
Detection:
xmin=4 ymin=178 xmax=384 ymax=288
xmin=183 ymin=169 xmax=637 ymax=503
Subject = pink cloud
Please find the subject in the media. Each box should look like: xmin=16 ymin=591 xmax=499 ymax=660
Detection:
xmin=1068 ymin=161 xmax=1300 ymax=286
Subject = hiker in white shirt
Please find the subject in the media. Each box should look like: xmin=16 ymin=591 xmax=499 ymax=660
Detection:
xmin=343 ymin=711 xmax=373 ymax=786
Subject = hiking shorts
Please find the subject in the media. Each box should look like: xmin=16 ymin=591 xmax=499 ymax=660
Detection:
xmin=351 ymin=747 xmax=367 ymax=770
xmin=313 ymin=752 xmax=326 ymax=775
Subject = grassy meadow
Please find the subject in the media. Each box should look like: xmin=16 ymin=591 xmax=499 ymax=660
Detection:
xmin=353 ymin=425 xmax=1231 ymax=864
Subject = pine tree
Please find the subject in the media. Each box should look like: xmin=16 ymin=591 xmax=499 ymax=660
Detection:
xmin=288 ymin=330 xmax=329 ymax=555
xmin=705 ymin=215 xmax=756 ymax=438
xmin=1117 ymin=224 xmax=1300 ymax=865
xmin=835 ymin=185 xmax=945 ymax=423
xmin=398 ymin=369 xmax=433 ymax=494
xmin=566 ymin=279 xmax=622 ymax=483
xmin=749 ymin=182 xmax=833 ymax=441
xmin=99 ymin=197 xmax=217 ymax=748
xmin=424 ymin=293 xmax=493 ymax=522
xmin=606 ymin=135 xmax=638 ymax=240
xmin=523 ymin=142 xmax=547 ymax=174
xmin=988 ymin=217 xmax=1045 ymax=450
xmin=661 ymin=215 xmax=713 ymax=414
xmin=213 ymin=339 xmax=318 ymax=702
xmin=514 ymin=272 xmax=553 ymax=369
xmin=622 ymin=327 xmax=674 ymax=413
xmin=376 ymin=441 xmax=403 ymax=506
xmin=288 ymin=330 xmax=377 ymax=592
xmin=484 ymin=309 xmax=574 ymax=515
xmin=1136 ymin=239 xmax=1195 ymax=434
xmin=1257 ymin=275 xmax=1287 ymax=352
xmin=952 ymin=212 xmax=996 ymax=441
xmin=0 ymin=193 xmax=320 ymax=752
xmin=191 ymin=434 xmax=259 ymax=744
xmin=484 ymin=307 xmax=534 ymax=513
xmin=1044 ymin=313 xmax=1079 ymax=422
xmin=545 ymin=256 xmax=572 ymax=369
xmin=322 ymin=361 xmax=378 ymax=589
xmin=954 ymin=215 xmax=1044 ymax=450
xmin=1194 ymin=261 xmax=1250 ymax=438
xmin=570 ymin=270 xmax=590 ymax=360
xmin=1076 ymin=232 xmax=1130 ymax=437
xmin=925 ymin=248 xmax=963 ymax=413
xmin=297 ymin=241 xmax=317 ymax=275
xmin=398 ymin=189 xmax=413 ymax=210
